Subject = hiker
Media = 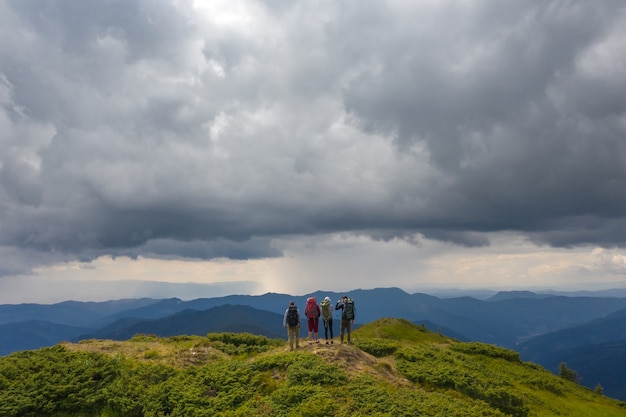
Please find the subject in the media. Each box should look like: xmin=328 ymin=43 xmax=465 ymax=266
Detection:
xmin=335 ymin=295 xmax=355 ymax=344
xmin=320 ymin=296 xmax=334 ymax=344
xmin=283 ymin=301 xmax=301 ymax=351
xmin=304 ymin=296 xmax=321 ymax=344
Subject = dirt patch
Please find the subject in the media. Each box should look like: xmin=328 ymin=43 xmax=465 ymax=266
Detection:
xmin=300 ymin=342 xmax=410 ymax=386
xmin=60 ymin=339 xmax=228 ymax=367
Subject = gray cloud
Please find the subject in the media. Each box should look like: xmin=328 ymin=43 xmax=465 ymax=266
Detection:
xmin=1 ymin=0 xmax=626 ymax=277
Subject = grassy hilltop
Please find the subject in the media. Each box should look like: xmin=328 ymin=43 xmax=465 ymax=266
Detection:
xmin=0 ymin=318 xmax=625 ymax=417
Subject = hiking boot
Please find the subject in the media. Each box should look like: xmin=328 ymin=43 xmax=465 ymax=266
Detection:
xmin=331 ymin=340 xmax=334 ymax=344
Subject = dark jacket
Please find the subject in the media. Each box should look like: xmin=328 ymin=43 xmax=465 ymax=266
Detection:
xmin=283 ymin=306 xmax=301 ymax=328
xmin=335 ymin=299 xmax=355 ymax=321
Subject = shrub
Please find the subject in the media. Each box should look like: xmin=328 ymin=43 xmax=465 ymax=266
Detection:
xmin=558 ymin=362 xmax=579 ymax=383
xmin=353 ymin=338 xmax=400 ymax=357
xmin=395 ymin=345 xmax=528 ymax=417
xmin=206 ymin=333 xmax=283 ymax=356
xmin=143 ymin=350 xmax=161 ymax=360
xmin=450 ymin=342 xmax=521 ymax=363
xmin=0 ymin=346 xmax=120 ymax=417
xmin=268 ymin=385 xmax=322 ymax=413
xmin=482 ymin=387 xmax=529 ymax=417
xmin=286 ymin=356 xmax=348 ymax=386
xmin=129 ymin=334 xmax=159 ymax=342
xmin=523 ymin=373 xmax=564 ymax=395
xmin=206 ymin=332 xmax=280 ymax=347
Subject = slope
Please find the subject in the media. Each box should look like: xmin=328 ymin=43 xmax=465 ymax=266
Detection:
xmin=519 ymin=308 xmax=626 ymax=400
xmin=1 ymin=319 xmax=625 ymax=417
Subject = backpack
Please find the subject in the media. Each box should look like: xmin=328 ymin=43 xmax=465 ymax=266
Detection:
xmin=286 ymin=306 xmax=299 ymax=327
xmin=320 ymin=299 xmax=332 ymax=320
xmin=305 ymin=298 xmax=320 ymax=319
xmin=343 ymin=298 xmax=354 ymax=320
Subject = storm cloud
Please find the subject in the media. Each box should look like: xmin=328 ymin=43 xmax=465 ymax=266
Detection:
xmin=1 ymin=0 xmax=626 ymax=279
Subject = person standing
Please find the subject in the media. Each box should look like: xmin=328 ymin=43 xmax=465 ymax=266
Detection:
xmin=283 ymin=301 xmax=301 ymax=351
xmin=320 ymin=296 xmax=334 ymax=344
xmin=304 ymin=296 xmax=321 ymax=344
xmin=335 ymin=295 xmax=355 ymax=344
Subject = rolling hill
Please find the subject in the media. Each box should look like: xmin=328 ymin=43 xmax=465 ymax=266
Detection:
xmin=1 ymin=319 xmax=624 ymax=416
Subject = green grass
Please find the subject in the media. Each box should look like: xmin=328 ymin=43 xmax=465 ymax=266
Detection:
xmin=353 ymin=317 xmax=453 ymax=344
xmin=0 ymin=321 xmax=625 ymax=416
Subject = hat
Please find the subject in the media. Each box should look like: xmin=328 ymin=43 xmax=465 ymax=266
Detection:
xmin=324 ymin=296 xmax=330 ymax=302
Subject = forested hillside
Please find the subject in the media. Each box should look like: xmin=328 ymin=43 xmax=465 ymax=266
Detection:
xmin=1 ymin=319 xmax=624 ymax=417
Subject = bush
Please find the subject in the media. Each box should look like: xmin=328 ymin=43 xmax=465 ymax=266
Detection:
xmin=286 ymin=355 xmax=348 ymax=386
xmin=0 ymin=346 xmax=120 ymax=417
xmin=524 ymin=375 xmax=563 ymax=395
xmin=395 ymin=345 xmax=528 ymax=417
xmin=353 ymin=338 xmax=400 ymax=357
xmin=268 ymin=385 xmax=322 ymax=413
xmin=206 ymin=332 xmax=280 ymax=347
xmin=558 ymin=362 xmax=579 ymax=383
xmin=206 ymin=333 xmax=283 ymax=356
xmin=450 ymin=342 xmax=521 ymax=363
xmin=129 ymin=334 xmax=159 ymax=342
xmin=143 ymin=350 xmax=161 ymax=360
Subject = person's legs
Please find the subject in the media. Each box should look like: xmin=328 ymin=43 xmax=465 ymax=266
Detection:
xmin=339 ymin=319 xmax=343 ymax=343
xmin=313 ymin=317 xmax=320 ymax=343
xmin=287 ymin=326 xmax=295 ymax=350
xmin=346 ymin=320 xmax=352 ymax=343
xmin=323 ymin=319 xmax=329 ymax=341
xmin=307 ymin=319 xmax=314 ymax=343
xmin=295 ymin=326 xmax=300 ymax=348
xmin=329 ymin=318 xmax=334 ymax=342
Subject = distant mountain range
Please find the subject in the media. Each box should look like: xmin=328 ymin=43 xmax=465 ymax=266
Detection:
xmin=79 ymin=304 xmax=286 ymax=341
xmin=3 ymin=287 xmax=626 ymax=399
xmin=0 ymin=320 xmax=90 ymax=355
xmin=517 ymin=306 xmax=626 ymax=400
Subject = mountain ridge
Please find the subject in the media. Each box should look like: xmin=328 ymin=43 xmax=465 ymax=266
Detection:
xmin=5 ymin=287 xmax=626 ymax=401
xmin=4 ymin=287 xmax=626 ymax=352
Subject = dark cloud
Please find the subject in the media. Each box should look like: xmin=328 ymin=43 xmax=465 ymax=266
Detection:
xmin=340 ymin=1 xmax=626 ymax=242
xmin=1 ymin=0 xmax=626 ymax=277
xmin=137 ymin=237 xmax=281 ymax=260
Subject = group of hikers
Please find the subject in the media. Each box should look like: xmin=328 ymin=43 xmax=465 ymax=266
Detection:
xmin=282 ymin=295 xmax=356 ymax=350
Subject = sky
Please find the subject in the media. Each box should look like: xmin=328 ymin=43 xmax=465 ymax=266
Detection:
xmin=2 ymin=0 xmax=626 ymax=304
